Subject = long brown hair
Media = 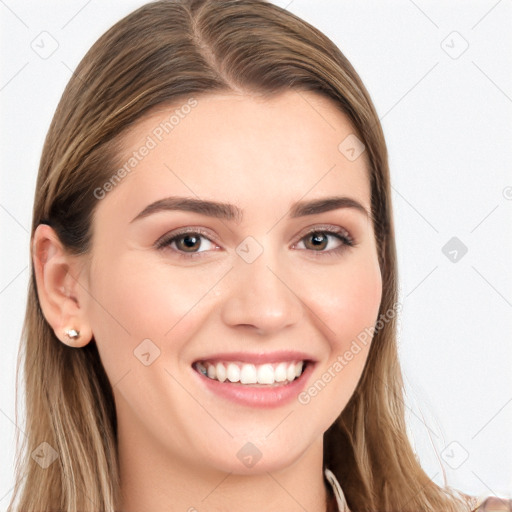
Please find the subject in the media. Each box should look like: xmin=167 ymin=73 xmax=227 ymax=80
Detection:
xmin=9 ymin=1 xmax=476 ymax=510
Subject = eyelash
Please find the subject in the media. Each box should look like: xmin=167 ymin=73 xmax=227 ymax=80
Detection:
xmin=154 ymin=225 xmax=356 ymax=260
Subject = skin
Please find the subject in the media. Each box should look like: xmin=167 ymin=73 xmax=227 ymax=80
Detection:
xmin=33 ymin=90 xmax=382 ymax=512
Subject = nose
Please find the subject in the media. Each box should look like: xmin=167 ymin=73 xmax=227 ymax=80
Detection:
xmin=220 ymin=247 xmax=303 ymax=336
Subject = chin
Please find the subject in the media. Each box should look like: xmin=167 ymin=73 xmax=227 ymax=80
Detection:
xmin=194 ymin=431 xmax=315 ymax=476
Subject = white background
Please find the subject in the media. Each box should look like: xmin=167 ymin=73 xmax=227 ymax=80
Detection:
xmin=1 ymin=0 xmax=511 ymax=507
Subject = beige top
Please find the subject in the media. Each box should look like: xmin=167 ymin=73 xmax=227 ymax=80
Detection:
xmin=324 ymin=468 xmax=512 ymax=512
xmin=324 ymin=468 xmax=350 ymax=511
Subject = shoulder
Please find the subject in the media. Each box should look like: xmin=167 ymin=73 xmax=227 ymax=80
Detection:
xmin=473 ymin=496 xmax=512 ymax=511
xmin=457 ymin=489 xmax=512 ymax=512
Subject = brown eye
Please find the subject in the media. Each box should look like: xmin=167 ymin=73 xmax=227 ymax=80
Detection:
xmin=175 ymin=234 xmax=202 ymax=252
xmin=303 ymin=232 xmax=329 ymax=251
xmin=155 ymin=229 xmax=218 ymax=257
xmin=295 ymin=227 xmax=355 ymax=256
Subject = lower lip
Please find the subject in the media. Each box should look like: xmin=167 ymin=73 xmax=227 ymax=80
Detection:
xmin=192 ymin=362 xmax=315 ymax=408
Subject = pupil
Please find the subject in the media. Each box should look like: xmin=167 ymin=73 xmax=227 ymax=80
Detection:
xmin=181 ymin=235 xmax=199 ymax=251
xmin=310 ymin=232 xmax=326 ymax=249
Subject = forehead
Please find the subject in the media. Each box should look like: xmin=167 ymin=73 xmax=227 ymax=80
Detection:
xmin=99 ymin=90 xmax=371 ymax=221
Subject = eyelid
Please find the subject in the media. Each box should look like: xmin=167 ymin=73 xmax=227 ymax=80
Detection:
xmin=291 ymin=223 xmax=353 ymax=246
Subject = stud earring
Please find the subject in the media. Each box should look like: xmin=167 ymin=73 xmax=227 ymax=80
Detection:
xmin=64 ymin=328 xmax=80 ymax=340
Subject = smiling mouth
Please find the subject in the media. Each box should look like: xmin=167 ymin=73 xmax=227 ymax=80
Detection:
xmin=193 ymin=360 xmax=309 ymax=386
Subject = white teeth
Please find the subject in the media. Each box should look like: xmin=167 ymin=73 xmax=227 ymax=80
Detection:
xmin=257 ymin=364 xmax=275 ymax=384
xmin=274 ymin=362 xmax=287 ymax=382
xmin=286 ymin=363 xmax=296 ymax=381
xmin=226 ymin=363 xmax=240 ymax=383
xmin=240 ymin=364 xmax=257 ymax=384
xmin=196 ymin=360 xmax=306 ymax=385
xmin=216 ymin=362 xmax=227 ymax=382
xmin=207 ymin=364 xmax=216 ymax=379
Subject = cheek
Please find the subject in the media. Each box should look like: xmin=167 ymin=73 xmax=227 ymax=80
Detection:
xmin=296 ymin=255 xmax=382 ymax=423
xmin=86 ymin=253 xmax=225 ymax=371
xmin=304 ymin=252 xmax=383 ymax=348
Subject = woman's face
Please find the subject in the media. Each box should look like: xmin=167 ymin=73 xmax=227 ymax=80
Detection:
xmin=83 ymin=90 xmax=382 ymax=475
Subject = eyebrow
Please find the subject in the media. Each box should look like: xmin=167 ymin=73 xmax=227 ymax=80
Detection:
xmin=130 ymin=195 xmax=372 ymax=224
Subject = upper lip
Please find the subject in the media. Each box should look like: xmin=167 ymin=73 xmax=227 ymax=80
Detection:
xmin=193 ymin=350 xmax=316 ymax=365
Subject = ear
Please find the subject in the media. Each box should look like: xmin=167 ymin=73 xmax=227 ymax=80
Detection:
xmin=32 ymin=223 xmax=93 ymax=348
